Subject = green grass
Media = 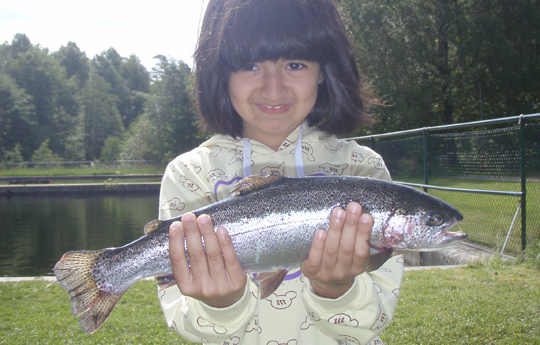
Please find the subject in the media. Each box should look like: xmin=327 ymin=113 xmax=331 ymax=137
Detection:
xmin=2 ymin=258 xmax=539 ymax=344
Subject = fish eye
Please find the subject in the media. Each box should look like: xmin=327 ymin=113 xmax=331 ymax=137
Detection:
xmin=427 ymin=214 xmax=444 ymax=226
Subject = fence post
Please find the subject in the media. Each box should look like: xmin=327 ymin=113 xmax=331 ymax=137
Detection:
xmin=423 ymin=128 xmax=429 ymax=193
xmin=519 ymin=115 xmax=527 ymax=250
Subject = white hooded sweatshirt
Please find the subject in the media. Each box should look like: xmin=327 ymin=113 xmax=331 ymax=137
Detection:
xmin=158 ymin=123 xmax=404 ymax=345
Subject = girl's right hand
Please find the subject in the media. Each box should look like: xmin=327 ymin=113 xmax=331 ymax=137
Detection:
xmin=169 ymin=213 xmax=247 ymax=308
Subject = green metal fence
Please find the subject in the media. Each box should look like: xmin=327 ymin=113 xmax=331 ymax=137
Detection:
xmin=349 ymin=113 xmax=540 ymax=255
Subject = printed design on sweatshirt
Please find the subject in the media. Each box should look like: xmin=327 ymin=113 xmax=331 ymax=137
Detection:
xmin=373 ymin=282 xmax=383 ymax=294
xmin=197 ymin=317 xmax=227 ymax=334
xmin=290 ymin=142 xmax=315 ymax=162
xmin=214 ymin=176 xmax=243 ymax=201
xmin=208 ymin=168 xmax=226 ymax=183
xmin=267 ymin=340 xmax=297 ymax=345
xmin=168 ymin=162 xmax=176 ymax=172
xmin=306 ymin=310 xmax=321 ymax=322
xmin=370 ymin=304 xmax=388 ymax=330
xmin=223 ymin=336 xmax=241 ymax=345
xmin=228 ymin=147 xmax=253 ymax=166
xmin=337 ymin=335 xmax=361 ymax=345
xmin=196 ymin=148 xmax=222 ymax=158
xmin=260 ymin=162 xmax=286 ymax=176
xmin=160 ymin=197 xmax=185 ymax=212
xmin=319 ymin=163 xmax=349 ymax=175
xmin=266 ymin=291 xmax=297 ymax=310
xmin=183 ymin=163 xmax=202 ymax=174
xmin=392 ymin=288 xmax=401 ymax=299
xmin=367 ymin=156 xmax=386 ymax=170
xmin=396 ymin=256 xmax=405 ymax=264
xmin=280 ymin=139 xmax=295 ymax=150
xmin=245 ymin=315 xmax=262 ymax=334
xmin=170 ymin=320 xmax=179 ymax=333
xmin=300 ymin=314 xmax=314 ymax=330
xmin=180 ymin=296 xmax=189 ymax=318
xmin=324 ymin=141 xmax=345 ymax=154
xmin=179 ymin=175 xmax=200 ymax=192
xmin=328 ymin=313 xmax=359 ymax=327
xmin=368 ymin=338 xmax=384 ymax=345
xmin=351 ymin=151 xmax=365 ymax=163
xmin=158 ymin=289 xmax=166 ymax=302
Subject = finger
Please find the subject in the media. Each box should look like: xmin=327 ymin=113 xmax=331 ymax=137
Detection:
xmin=301 ymin=229 xmax=326 ymax=276
xmin=182 ymin=213 xmax=209 ymax=279
xmin=352 ymin=212 xmax=373 ymax=273
xmin=198 ymin=214 xmax=227 ymax=279
xmin=169 ymin=221 xmax=190 ymax=282
xmin=321 ymin=207 xmax=346 ymax=269
xmin=216 ymin=227 xmax=247 ymax=285
xmin=337 ymin=202 xmax=363 ymax=265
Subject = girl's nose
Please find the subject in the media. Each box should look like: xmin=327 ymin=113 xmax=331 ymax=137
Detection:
xmin=260 ymin=69 xmax=286 ymax=100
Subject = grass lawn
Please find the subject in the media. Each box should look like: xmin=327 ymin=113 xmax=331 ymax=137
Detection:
xmin=1 ymin=258 xmax=539 ymax=344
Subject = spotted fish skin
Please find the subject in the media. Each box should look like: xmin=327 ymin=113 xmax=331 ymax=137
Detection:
xmin=53 ymin=175 xmax=465 ymax=334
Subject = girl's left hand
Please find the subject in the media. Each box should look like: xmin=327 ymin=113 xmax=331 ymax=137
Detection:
xmin=300 ymin=202 xmax=372 ymax=299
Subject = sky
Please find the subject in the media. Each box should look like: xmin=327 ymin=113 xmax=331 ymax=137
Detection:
xmin=0 ymin=0 xmax=209 ymax=70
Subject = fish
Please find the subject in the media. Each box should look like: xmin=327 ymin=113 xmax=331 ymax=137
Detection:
xmin=53 ymin=174 xmax=466 ymax=334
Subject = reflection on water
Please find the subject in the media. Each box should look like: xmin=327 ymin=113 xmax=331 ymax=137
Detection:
xmin=0 ymin=193 xmax=159 ymax=277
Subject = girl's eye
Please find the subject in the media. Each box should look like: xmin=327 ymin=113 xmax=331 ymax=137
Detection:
xmin=287 ymin=62 xmax=306 ymax=70
xmin=240 ymin=64 xmax=258 ymax=72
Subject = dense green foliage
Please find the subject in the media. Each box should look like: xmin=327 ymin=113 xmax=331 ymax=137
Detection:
xmin=341 ymin=0 xmax=540 ymax=133
xmin=1 ymin=1 xmax=538 ymax=161
xmin=0 ymin=34 xmax=202 ymax=164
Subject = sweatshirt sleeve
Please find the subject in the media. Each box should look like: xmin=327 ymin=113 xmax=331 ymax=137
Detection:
xmin=301 ymin=256 xmax=404 ymax=344
xmin=158 ymin=153 xmax=257 ymax=343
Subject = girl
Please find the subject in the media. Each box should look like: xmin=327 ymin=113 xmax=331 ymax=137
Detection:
xmin=158 ymin=0 xmax=403 ymax=344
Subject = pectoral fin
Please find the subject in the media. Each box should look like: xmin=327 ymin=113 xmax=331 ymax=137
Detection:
xmin=144 ymin=220 xmax=163 ymax=235
xmin=364 ymin=247 xmax=393 ymax=272
xmin=254 ymin=269 xmax=288 ymax=299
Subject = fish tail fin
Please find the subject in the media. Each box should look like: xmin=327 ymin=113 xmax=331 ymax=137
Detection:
xmin=53 ymin=250 xmax=124 ymax=334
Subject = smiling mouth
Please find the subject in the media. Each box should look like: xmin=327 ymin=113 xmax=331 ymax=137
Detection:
xmin=262 ymin=105 xmax=287 ymax=110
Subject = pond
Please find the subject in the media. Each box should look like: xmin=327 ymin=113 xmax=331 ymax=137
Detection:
xmin=0 ymin=193 xmax=159 ymax=277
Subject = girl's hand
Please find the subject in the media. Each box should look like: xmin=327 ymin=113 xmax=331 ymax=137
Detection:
xmin=169 ymin=213 xmax=247 ymax=308
xmin=300 ymin=202 xmax=372 ymax=299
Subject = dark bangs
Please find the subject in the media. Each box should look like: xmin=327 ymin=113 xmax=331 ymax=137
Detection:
xmin=220 ymin=0 xmax=334 ymax=69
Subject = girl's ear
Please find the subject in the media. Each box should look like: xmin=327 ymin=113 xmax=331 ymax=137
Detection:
xmin=318 ymin=71 xmax=324 ymax=84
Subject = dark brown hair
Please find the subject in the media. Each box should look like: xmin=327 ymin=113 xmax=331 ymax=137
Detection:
xmin=193 ymin=0 xmax=375 ymax=138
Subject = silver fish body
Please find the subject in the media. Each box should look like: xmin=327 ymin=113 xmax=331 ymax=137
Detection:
xmin=54 ymin=175 xmax=465 ymax=334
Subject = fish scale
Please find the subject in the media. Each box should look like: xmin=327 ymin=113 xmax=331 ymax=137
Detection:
xmin=53 ymin=174 xmax=465 ymax=334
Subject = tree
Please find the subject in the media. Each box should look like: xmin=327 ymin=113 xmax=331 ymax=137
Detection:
xmin=31 ymin=139 xmax=62 ymax=162
xmin=9 ymin=41 xmax=80 ymax=158
xmin=341 ymin=0 xmax=540 ymax=133
xmin=100 ymin=136 xmax=123 ymax=161
xmin=0 ymin=73 xmax=36 ymax=160
xmin=80 ymin=75 xmax=123 ymax=160
xmin=122 ymin=56 xmax=202 ymax=162
xmin=54 ymin=42 xmax=90 ymax=88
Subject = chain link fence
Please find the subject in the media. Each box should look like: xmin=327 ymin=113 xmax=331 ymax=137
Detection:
xmin=350 ymin=114 xmax=540 ymax=255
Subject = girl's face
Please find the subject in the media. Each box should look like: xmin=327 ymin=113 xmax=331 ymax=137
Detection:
xmin=228 ymin=59 xmax=323 ymax=150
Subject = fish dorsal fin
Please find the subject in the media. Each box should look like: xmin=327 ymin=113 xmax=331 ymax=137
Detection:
xmin=364 ymin=247 xmax=394 ymax=272
xmin=254 ymin=269 xmax=288 ymax=299
xmin=144 ymin=220 xmax=163 ymax=235
xmin=230 ymin=174 xmax=283 ymax=198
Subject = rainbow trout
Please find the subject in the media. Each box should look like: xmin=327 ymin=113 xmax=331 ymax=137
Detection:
xmin=54 ymin=175 xmax=465 ymax=334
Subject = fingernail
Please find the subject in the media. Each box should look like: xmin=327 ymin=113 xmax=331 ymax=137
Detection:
xmin=182 ymin=213 xmax=195 ymax=222
xmin=360 ymin=213 xmax=371 ymax=224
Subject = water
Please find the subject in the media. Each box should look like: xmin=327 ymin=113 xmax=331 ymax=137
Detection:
xmin=0 ymin=193 xmax=159 ymax=277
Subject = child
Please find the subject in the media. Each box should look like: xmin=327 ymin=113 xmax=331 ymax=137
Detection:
xmin=158 ymin=0 xmax=404 ymax=344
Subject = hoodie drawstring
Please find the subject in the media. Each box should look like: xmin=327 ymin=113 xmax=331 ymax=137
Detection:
xmin=243 ymin=139 xmax=252 ymax=177
xmin=294 ymin=127 xmax=305 ymax=177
